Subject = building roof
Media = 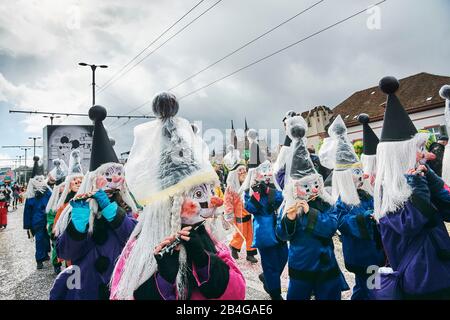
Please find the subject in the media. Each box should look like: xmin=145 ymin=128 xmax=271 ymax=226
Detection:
xmin=331 ymin=72 xmax=450 ymax=128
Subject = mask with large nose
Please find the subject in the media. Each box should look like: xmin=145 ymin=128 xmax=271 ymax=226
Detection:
xmin=293 ymin=174 xmax=323 ymax=201
xmin=95 ymin=163 xmax=125 ymax=192
xmin=180 ymin=183 xmax=223 ymax=226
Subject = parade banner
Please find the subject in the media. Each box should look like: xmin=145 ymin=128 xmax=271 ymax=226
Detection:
xmin=43 ymin=125 xmax=94 ymax=172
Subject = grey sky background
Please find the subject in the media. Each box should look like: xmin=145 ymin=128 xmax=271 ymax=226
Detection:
xmin=1 ymin=0 xmax=449 ymax=166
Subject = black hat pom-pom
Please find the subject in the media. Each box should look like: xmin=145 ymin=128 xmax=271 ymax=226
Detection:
xmin=89 ymin=105 xmax=107 ymax=122
xmin=152 ymin=92 xmax=179 ymax=120
xmin=358 ymin=113 xmax=370 ymax=125
xmin=33 ymin=156 xmax=40 ymax=162
xmin=379 ymin=76 xmax=400 ymax=94
xmin=290 ymin=125 xmax=305 ymax=139
xmin=439 ymin=85 xmax=450 ymax=100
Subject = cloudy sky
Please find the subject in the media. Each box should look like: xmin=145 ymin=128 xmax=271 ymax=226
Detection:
xmin=1 ymin=0 xmax=449 ymax=167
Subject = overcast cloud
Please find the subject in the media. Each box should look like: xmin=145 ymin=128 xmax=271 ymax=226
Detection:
xmin=0 ymin=0 xmax=449 ymax=166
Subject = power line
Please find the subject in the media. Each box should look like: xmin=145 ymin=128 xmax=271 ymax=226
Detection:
xmin=97 ymin=0 xmax=207 ymax=92
xmin=9 ymin=109 xmax=154 ymax=119
xmin=177 ymin=0 xmax=387 ymax=100
xmin=96 ymin=0 xmax=224 ymax=96
xmin=167 ymin=0 xmax=325 ymax=92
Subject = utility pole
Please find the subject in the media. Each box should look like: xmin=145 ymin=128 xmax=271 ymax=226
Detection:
xmin=79 ymin=62 xmax=108 ymax=106
xmin=28 ymin=136 xmax=41 ymax=157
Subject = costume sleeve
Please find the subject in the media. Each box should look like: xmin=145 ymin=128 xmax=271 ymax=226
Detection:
xmin=107 ymin=206 xmax=137 ymax=246
xmin=276 ymin=206 xmax=298 ymax=241
xmin=23 ymin=198 xmax=33 ymax=230
xmin=425 ymin=166 xmax=450 ymax=221
xmin=381 ymin=201 xmax=431 ymax=237
xmin=192 ymin=252 xmax=231 ymax=299
xmin=267 ymin=188 xmax=284 ymax=211
xmin=336 ymin=198 xmax=373 ymax=240
xmin=274 ymin=166 xmax=286 ymax=190
xmin=244 ymin=191 xmax=261 ymax=215
xmin=56 ymin=221 xmax=95 ymax=261
xmin=300 ymin=206 xmax=337 ymax=239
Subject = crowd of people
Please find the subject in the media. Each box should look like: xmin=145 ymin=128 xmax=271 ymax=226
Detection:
xmin=9 ymin=76 xmax=450 ymax=300
xmin=0 ymin=179 xmax=26 ymax=229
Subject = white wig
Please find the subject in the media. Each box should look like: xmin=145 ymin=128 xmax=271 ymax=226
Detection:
xmin=332 ymin=169 xmax=361 ymax=206
xmin=46 ymin=182 xmax=65 ymax=214
xmin=374 ymin=133 xmax=428 ymax=220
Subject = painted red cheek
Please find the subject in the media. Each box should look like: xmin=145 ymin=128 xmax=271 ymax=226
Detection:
xmin=96 ymin=177 xmax=108 ymax=189
xmin=210 ymin=196 xmax=223 ymax=208
xmin=181 ymin=199 xmax=200 ymax=217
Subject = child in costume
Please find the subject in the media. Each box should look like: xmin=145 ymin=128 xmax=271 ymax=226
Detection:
xmin=23 ymin=156 xmax=52 ymax=269
xmin=223 ymin=145 xmax=257 ymax=263
xmin=110 ymin=92 xmax=245 ymax=300
xmin=372 ymin=76 xmax=450 ymax=299
xmin=50 ymin=105 xmax=138 ymax=300
xmin=277 ymin=115 xmax=348 ymax=300
xmin=320 ymin=115 xmax=384 ymax=300
xmin=241 ymin=128 xmax=287 ymax=300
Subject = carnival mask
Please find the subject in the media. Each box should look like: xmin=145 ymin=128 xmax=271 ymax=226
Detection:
xmin=180 ymin=183 xmax=223 ymax=226
xmin=352 ymin=168 xmax=364 ymax=189
xmin=95 ymin=164 xmax=125 ymax=192
xmin=293 ymin=174 xmax=323 ymax=201
xmin=254 ymin=161 xmax=274 ymax=185
xmin=70 ymin=177 xmax=83 ymax=193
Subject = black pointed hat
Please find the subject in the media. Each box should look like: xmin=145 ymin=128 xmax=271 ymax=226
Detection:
xmin=379 ymin=76 xmax=417 ymax=142
xmin=31 ymin=156 xmax=44 ymax=178
xmin=289 ymin=121 xmax=316 ymax=180
xmin=88 ymin=105 xmax=119 ymax=171
xmin=358 ymin=113 xmax=379 ymax=156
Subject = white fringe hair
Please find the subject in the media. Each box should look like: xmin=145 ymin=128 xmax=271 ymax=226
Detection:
xmin=55 ymin=174 xmax=84 ymax=210
xmin=442 ymin=145 xmax=450 ymax=186
xmin=226 ymin=165 xmax=245 ymax=194
xmin=45 ymin=183 xmax=63 ymax=214
xmin=54 ymin=163 xmax=139 ymax=237
xmin=25 ymin=176 xmax=48 ymax=199
xmin=110 ymin=195 xmax=189 ymax=300
xmin=361 ymin=154 xmax=377 ymax=196
xmin=374 ymin=134 xmax=425 ymax=220
xmin=332 ymin=169 xmax=361 ymax=206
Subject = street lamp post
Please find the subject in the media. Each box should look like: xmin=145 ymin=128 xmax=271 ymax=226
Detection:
xmin=43 ymin=115 xmax=61 ymax=125
xmin=21 ymin=148 xmax=30 ymax=182
xmin=78 ymin=62 xmax=108 ymax=106
xmin=28 ymin=136 xmax=41 ymax=157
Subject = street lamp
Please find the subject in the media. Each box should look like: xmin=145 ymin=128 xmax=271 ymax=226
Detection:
xmin=43 ymin=115 xmax=61 ymax=125
xmin=28 ymin=136 xmax=41 ymax=157
xmin=78 ymin=62 xmax=108 ymax=106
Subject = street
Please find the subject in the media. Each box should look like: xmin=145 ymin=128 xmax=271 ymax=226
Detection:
xmin=0 ymin=204 xmax=356 ymax=300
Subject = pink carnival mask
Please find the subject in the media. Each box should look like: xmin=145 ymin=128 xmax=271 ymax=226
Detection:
xmin=254 ymin=161 xmax=274 ymax=185
xmin=293 ymin=174 xmax=323 ymax=201
xmin=95 ymin=164 xmax=125 ymax=192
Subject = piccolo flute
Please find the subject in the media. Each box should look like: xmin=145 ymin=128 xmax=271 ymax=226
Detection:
xmin=156 ymin=220 xmax=207 ymax=259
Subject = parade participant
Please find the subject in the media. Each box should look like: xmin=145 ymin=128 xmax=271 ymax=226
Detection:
xmin=440 ymin=85 xmax=450 ymax=186
xmin=358 ymin=114 xmax=380 ymax=195
xmin=240 ymin=128 xmax=286 ymax=300
xmin=110 ymin=92 xmax=245 ymax=300
xmin=45 ymin=158 xmax=68 ymax=274
xmin=0 ymin=191 xmax=7 ymax=229
xmin=371 ymin=76 xmax=450 ymax=299
xmin=223 ymin=145 xmax=257 ymax=263
xmin=47 ymin=153 xmax=84 ymax=274
xmin=23 ymin=156 xmax=52 ymax=269
xmin=50 ymin=105 xmax=138 ymax=300
xmin=276 ymin=115 xmax=347 ymax=300
xmin=320 ymin=115 xmax=384 ymax=300
xmin=273 ymin=110 xmax=297 ymax=190
xmin=12 ymin=183 xmax=21 ymax=210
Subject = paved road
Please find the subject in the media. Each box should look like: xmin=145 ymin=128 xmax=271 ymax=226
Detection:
xmin=0 ymin=205 xmax=357 ymax=300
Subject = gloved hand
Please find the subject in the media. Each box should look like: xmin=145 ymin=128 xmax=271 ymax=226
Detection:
xmin=92 ymin=189 xmax=111 ymax=211
xmin=405 ymin=173 xmax=430 ymax=201
xmin=70 ymin=199 xmax=90 ymax=233
xmin=181 ymin=229 xmax=208 ymax=268
xmin=155 ymin=249 xmax=180 ymax=284
xmin=101 ymin=201 xmax=118 ymax=222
